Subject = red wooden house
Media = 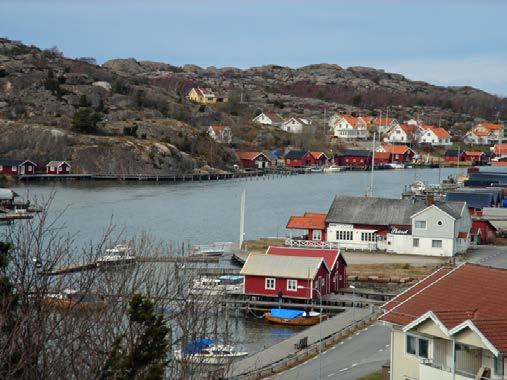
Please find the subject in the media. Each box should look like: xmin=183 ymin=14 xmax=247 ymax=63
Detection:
xmin=373 ymin=151 xmax=391 ymax=165
xmin=464 ymin=151 xmax=486 ymax=165
xmin=378 ymin=144 xmax=415 ymax=163
xmin=303 ymin=151 xmax=328 ymax=167
xmin=286 ymin=212 xmax=327 ymax=241
xmin=443 ymin=149 xmax=465 ymax=162
xmin=46 ymin=161 xmax=71 ymax=175
xmin=334 ymin=149 xmax=371 ymax=167
xmin=237 ymin=152 xmax=271 ymax=169
xmin=0 ymin=159 xmax=36 ymax=176
xmin=471 ymin=220 xmax=497 ymax=244
xmin=266 ymin=247 xmax=347 ymax=292
xmin=284 ymin=150 xmax=307 ymax=167
xmin=240 ymin=253 xmax=329 ymax=300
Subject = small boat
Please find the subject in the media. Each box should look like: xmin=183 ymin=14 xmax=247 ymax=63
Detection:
xmin=310 ymin=166 xmax=323 ymax=173
xmin=264 ymin=308 xmax=327 ymax=326
xmin=384 ymin=163 xmax=405 ymax=169
xmin=174 ymin=338 xmax=248 ymax=365
xmin=41 ymin=289 xmax=107 ymax=311
xmin=191 ymin=243 xmax=225 ymax=256
xmin=323 ymin=165 xmax=342 ymax=173
xmin=409 ymin=180 xmax=426 ymax=194
xmin=191 ymin=275 xmax=243 ymax=295
xmin=96 ymin=244 xmax=136 ymax=267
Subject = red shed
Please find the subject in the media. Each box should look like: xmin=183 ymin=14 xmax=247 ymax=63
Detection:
xmin=0 ymin=159 xmax=37 ymax=176
xmin=266 ymin=246 xmax=347 ymax=292
xmin=286 ymin=212 xmax=327 ymax=241
xmin=373 ymin=151 xmax=392 ymax=165
xmin=443 ymin=150 xmax=465 ymax=162
xmin=237 ymin=152 xmax=270 ymax=169
xmin=379 ymin=144 xmax=415 ymax=163
xmin=284 ymin=150 xmax=307 ymax=168
xmin=464 ymin=151 xmax=486 ymax=165
xmin=334 ymin=149 xmax=371 ymax=167
xmin=303 ymin=151 xmax=328 ymax=167
xmin=240 ymin=253 xmax=330 ymax=300
xmin=46 ymin=161 xmax=71 ymax=175
xmin=472 ymin=220 xmax=497 ymax=244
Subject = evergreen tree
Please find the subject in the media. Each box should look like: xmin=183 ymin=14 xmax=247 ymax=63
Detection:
xmin=101 ymin=294 xmax=169 ymax=380
xmin=71 ymin=108 xmax=102 ymax=133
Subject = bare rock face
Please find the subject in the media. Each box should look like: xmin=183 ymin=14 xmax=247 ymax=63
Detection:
xmin=102 ymin=58 xmax=145 ymax=76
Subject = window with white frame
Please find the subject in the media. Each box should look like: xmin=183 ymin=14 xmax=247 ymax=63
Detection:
xmin=287 ymin=279 xmax=297 ymax=292
xmin=360 ymin=232 xmax=375 ymax=242
xmin=414 ymin=220 xmax=426 ymax=229
xmin=312 ymin=230 xmax=322 ymax=241
xmin=336 ymin=230 xmax=353 ymax=241
xmin=432 ymin=240 xmax=442 ymax=248
xmin=265 ymin=278 xmax=275 ymax=290
xmin=406 ymin=334 xmax=429 ymax=359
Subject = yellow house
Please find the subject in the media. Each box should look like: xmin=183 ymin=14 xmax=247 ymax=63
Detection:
xmin=187 ymin=87 xmax=228 ymax=104
xmin=380 ymin=264 xmax=507 ymax=380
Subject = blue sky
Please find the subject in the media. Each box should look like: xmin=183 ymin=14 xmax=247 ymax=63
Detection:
xmin=1 ymin=0 xmax=506 ymax=96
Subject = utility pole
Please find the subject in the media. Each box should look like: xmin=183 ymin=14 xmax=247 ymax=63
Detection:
xmin=370 ymin=132 xmax=376 ymax=197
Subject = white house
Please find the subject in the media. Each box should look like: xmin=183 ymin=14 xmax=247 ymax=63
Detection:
xmin=418 ymin=125 xmax=452 ymax=146
xmin=280 ymin=117 xmax=311 ymax=134
xmin=373 ymin=117 xmax=399 ymax=135
xmin=465 ymin=122 xmax=503 ymax=145
xmin=383 ymin=124 xmax=418 ymax=144
xmin=329 ymin=115 xmax=369 ymax=140
xmin=207 ymin=125 xmax=232 ymax=144
xmin=252 ymin=111 xmax=285 ymax=126
xmin=324 ymin=196 xmax=470 ymax=256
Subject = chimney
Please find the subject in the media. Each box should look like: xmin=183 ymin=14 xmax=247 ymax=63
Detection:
xmin=426 ymin=194 xmax=435 ymax=206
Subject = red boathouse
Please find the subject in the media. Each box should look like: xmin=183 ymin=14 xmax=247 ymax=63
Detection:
xmin=46 ymin=161 xmax=71 ymax=175
xmin=0 ymin=159 xmax=37 ymax=176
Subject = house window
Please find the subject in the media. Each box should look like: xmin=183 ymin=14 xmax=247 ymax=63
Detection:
xmin=287 ymin=279 xmax=297 ymax=292
xmin=11 ymin=166 xmax=17 ymax=171
xmin=336 ymin=230 xmax=353 ymax=241
xmin=312 ymin=230 xmax=322 ymax=241
xmin=432 ymin=240 xmax=442 ymax=248
xmin=406 ymin=334 xmax=429 ymax=359
xmin=413 ymin=238 xmax=419 ymax=247
xmin=360 ymin=232 xmax=375 ymax=242
xmin=265 ymin=278 xmax=275 ymax=290
xmin=415 ymin=220 xmax=426 ymax=229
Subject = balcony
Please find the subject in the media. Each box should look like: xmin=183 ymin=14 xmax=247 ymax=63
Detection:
xmin=284 ymin=238 xmax=340 ymax=249
xmin=421 ymin=360 xmax=505 ymax=380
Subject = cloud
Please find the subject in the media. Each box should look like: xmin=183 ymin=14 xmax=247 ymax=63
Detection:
xmin=377 ymin=56 xmax=507 ymax=97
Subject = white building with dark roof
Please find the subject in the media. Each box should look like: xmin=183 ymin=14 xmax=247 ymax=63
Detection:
xmin=324 ymin=196 xmax=471 ymax=256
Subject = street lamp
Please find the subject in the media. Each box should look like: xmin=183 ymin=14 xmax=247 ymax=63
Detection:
xmin=349 ymin=285 xmax=356 ymax=322
xmin=298 ymin=285 xmax=323 ymax=379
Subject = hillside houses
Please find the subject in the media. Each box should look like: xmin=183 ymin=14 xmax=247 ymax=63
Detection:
xmin=383 ymin=123 xmax=418 ymax=144
xmin=465 ymin=122 xmax=503 ymax=145
xmin=329 ymin=115 xmax=369 ymax=140
xmin=187 ymin=87 xmax=228 ymax=104
xmin=418 ymin=125 xmax=452 ymax=146
xmin=252 ymin=111 xmax=285 ymax=126
xmin=373 ymin=116 xmax=399 ymax=134
xmin=377 ymin=144 xmax=415 ymax=163
xmin=207 ymin=125 xmax=232 ymax=144
xmin=280 ymin=117 xmax=311 ymax=134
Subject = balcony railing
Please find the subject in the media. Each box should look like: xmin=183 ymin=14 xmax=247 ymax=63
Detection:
xmin=284 ymin=238 xmax=341 ymax=249
xmin=421 ymin=360 xmax=505 ymax=380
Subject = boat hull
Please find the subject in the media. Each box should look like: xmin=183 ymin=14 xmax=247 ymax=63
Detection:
xmin=173 ymin=350 xmax=248 ymax=365
xmin=264 ymin=313 xmax=327 ymax=326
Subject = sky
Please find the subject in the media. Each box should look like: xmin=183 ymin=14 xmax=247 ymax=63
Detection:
xmin=1 ymin=0 xmax=507 ymax=96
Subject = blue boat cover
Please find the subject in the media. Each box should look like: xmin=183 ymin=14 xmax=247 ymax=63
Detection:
xmin=183 ymin=338 xmax=214 ymax=354
xmin=270 ymin=308 xmax=304 ymax=319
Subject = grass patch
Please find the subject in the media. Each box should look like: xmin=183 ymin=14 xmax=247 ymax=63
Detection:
xmin=357 ymin=370 xmax=383 ymax=380
xmin=348 ymin=263 xmax=436 ymax=279
xmin=243 ymin=238 xmax=285 ymax=252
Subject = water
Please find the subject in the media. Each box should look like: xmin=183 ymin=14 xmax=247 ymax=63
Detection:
xmin=10 ymin=168 xmax=465 ymax=355
xmin=12 ymin=168 xmax=464 ymax=246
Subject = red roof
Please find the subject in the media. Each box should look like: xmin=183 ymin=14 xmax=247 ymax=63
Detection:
xmin=423 ymin=125 xmax=451 ymax=139
xmin=286 ymin=212 xmax=327 ymax=230
xmin=340 ymin=115 xmax=360 ymax=128
xmin=380 ymin=264 xmax=507 ymax=353
xmin=308 ymin=151 xmax=328 ymax=160
xmin=479 ymin=122 xmax=503 ymax=131
xmin=210 ymin=125 xmax=226 ymax=134
xmin=237 ymin=151 xmax=263 ymax=161
xmin=266 ymin=246 xmax=345 ymax=271
xmin=381 ymin=144 xmax=411 ymax=155
xmin=399 ymin=124 xmax=418 ymax=135
xmin=373 ymin=152 xmax=391 ymax=161
xmin=465 ymin=151 xmax=484 ymax=158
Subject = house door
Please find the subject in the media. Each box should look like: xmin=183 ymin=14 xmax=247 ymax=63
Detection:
xmin=20 ymin=165 xmax=25 ymax=175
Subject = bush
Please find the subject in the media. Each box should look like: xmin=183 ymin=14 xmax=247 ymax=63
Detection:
xmin=71 ymin=108 xmax=102 ymax=133
xmin=123 ymin=125 xmax=138 ymax=137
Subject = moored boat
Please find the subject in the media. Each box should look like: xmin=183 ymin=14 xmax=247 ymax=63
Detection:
xmin=310 ymin=166 xmax=323 ymax=173
xmin=41 ymin=289 xmax=107 ymax=311
xmin=191 ymin=242 xmax=226 ymax=256
xmin=323 ymin=165 xmax=342 ymax=173
xmin=263 ymin=308 xmax=327 ymax=326
xmin=96 ymin=244 xmax=136 ymax=268
xmin=174 ymin=338 xmax=248 ymax=365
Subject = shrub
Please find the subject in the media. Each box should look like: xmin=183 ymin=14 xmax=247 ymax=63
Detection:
xmin=71 ymin=108 xmax=102 ymax=133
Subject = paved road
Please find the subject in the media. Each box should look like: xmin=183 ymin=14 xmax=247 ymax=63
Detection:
xmin=460 ymin=245 xmax=507 ymax=268
xmin=272 ymin=323 xmax=390 ymax=380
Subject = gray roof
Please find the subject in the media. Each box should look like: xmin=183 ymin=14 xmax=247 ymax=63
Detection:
xmin=446 ymin=192 xmax=494 ymax=209
xmin=326 ymin=196 xmax=464 ymax=225
xmin=46 ymin=161 xmax=70 ymax=167
xmin=240 ymin=254 xmax=322 ymax=279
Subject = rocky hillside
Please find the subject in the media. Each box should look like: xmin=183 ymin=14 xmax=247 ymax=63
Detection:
xmin=1 ymin=38 xmax=506 ymax=175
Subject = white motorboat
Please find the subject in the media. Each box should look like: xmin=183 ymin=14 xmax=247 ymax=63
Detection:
xmin=190 ymin=275 xmax=243 ymax=295
xmin=409 ymin=180 xmax=426 ymax=194
xmin=174 ymin=339 xmax=248 ymax=365
xmin=384 ymin=163 xmax=405 ymax=169
xmin=191 ymin=243 xmax=226 ymax=256
xmin=323 ymin=165 xmax=342 ymax=173
xmin=96 ymin=244 xmax=136 ymax=267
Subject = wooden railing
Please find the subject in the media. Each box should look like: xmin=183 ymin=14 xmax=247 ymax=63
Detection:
xmin=284 ymin=238 xmax=341 ymax=249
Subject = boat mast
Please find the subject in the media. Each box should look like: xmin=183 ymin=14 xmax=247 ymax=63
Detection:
xmin=239 ymin=189 xmax=245 ymax=249
xmin=370 ymin=132 xmax=376 ymax=197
